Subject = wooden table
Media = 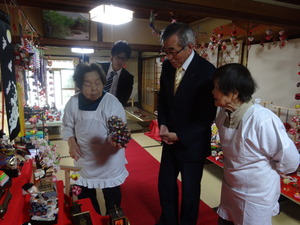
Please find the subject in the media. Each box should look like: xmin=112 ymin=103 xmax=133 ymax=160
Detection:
xmin=125 ymin=107 xmax=156 ymax=122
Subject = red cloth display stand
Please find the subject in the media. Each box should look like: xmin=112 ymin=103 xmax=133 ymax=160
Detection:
xmin=144 ymin=119 xmax=161 ymax=141
xmin=0 ymin=160 xmax=110 ymax=225
xmin=56 ymin=180 xmax=110 ymax=225
xmin=0 ymin=160 xmax=33 ymax=225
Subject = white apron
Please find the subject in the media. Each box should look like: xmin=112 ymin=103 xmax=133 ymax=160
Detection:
xmin=62 ymin=93 xmax=128 ymax=189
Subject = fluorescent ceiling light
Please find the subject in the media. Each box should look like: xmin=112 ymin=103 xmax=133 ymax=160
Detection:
xmin=71 ymin=48 xmax=94 ymax=54
xmin=89 ymin=5 xmax=133 ymax=25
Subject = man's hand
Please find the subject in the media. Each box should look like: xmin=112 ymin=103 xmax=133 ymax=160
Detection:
xmin=159 ymin=125 xmax=179 ymax=144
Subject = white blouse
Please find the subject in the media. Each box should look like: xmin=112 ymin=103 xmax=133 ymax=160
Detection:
xmin=62 ymin=92 xmax=128 ymax=189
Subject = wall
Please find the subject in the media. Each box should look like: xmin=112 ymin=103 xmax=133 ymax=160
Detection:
xmin=190 ymin=17 xmax=231 ymax=44
xmin=247 ymin=38 xmax=300 ymax=121
xmin=102 ymin=18 xmax=169 ymax=45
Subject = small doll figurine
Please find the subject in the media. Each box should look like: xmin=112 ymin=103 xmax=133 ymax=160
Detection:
xmin=22 ymin=183 xmax=39 ymax=198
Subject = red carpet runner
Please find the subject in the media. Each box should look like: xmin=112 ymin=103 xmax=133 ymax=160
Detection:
xmin=122 ymin=139 xmax=218 ymax=225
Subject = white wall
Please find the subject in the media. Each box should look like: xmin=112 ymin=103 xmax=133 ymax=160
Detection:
xmin=247 ymin=38 xmax=300 ymax=121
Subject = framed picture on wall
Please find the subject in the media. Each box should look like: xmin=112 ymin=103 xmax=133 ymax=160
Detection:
xmin=42 ymin=10 xmax=90 ymax=40
xmin=217 ymin=40 xmax=243 ymax=67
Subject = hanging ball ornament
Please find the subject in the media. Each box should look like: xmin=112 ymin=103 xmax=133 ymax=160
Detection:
xmin=265 ymin=29 xmax=273 ymax=41
xmin=248 ymin=36 xmax=254 ymax=42
xmin=221 ymin=41 xmax=227 ymax=50
xmin=210 ymin=35 xmax=216 ymax=43
xmin=217 ymin=32 xmax=223 ymax=39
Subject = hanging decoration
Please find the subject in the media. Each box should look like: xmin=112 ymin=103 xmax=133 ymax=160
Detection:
xmin=13 ymin=41 xmax=34 ymax=69
xmin=265 ymin=29 xmax=273 ymax=41
xmin=291 ymin=62 xmax=300 ymax=149
xmin=247 ymin=30 xmax=254 ymax=50
xmin=208 ymin=31 xmax=217 ymax=50
xmin=149 ymin=10 xmax=161 ymax=37
xmin=170 ymin=12 xmax=176 ymax=23
xmin=279 ymin=29 xmax=288 ymax=48
xmin=149 ymin=10 xmax=177 ymax=37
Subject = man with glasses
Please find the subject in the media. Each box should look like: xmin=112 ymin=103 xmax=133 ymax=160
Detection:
xmin=99 ymin=40 xmax=134 ymax=107
xmin=156 ymin=22 xmax=217 ymax=225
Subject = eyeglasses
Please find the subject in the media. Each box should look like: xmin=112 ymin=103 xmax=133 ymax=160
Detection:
xmin=161 ymin=46 xmax=186 ymax=56
xmin=113 ymin=55 xmax=128 ymax=62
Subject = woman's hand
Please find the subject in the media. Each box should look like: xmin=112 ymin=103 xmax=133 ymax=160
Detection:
xmin=68 ymin=137 xmax=81 ymax=161
xmin=107 ymin=136 xmax=127 ymax=149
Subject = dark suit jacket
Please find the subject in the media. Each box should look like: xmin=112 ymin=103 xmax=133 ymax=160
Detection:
xmin=157 ymin=51 xmax=217 ymax=161
xmin=99 ymin=62 xmax=134 ymax=107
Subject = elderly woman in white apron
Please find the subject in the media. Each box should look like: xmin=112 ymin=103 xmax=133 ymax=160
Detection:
xmin=212 ymin=63 xmax=299 ymax=225
xmin=62 ymin=62 xmax=129 ymax=215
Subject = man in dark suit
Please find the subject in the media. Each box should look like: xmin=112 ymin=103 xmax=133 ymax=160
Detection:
xmin=156 ymin=22 xmax=217 ymax=225
xmin=99 ymin=40 xmax=134 ymax=107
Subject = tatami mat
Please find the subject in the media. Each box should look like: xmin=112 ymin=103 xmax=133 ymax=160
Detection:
xmin=52 ymin=133 xmax=300 ymax=225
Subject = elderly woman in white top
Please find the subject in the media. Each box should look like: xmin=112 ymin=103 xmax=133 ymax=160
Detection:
xmin=62 ymin=62 xmax=128 ymax=215
xmin=212 ymin=63 xmax=300 ymax=225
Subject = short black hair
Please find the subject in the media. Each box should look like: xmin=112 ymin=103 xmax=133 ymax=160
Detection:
xmin=73 ymin=63 xmax=106 ymax=90
xmin=213 ymin=63 xmax=257 ymax=103
xmin=111 ymin=40 xmax=132 ymax=58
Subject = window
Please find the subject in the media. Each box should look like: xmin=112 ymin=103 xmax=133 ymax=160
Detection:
xmin=26 ymin=57 xmax=78 ymax=110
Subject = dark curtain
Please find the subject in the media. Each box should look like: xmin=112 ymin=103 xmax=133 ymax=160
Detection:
xmin=0 ymin=10 xmax=20 ymax=141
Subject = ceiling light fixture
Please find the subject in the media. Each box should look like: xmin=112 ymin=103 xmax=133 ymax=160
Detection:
xmin=71 ymin=48 xmax=94 ymax=54
xmin=89 ymin=4 xmax=133 ymax=25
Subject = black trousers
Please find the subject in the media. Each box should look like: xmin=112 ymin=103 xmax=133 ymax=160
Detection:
xmin=77 ymin=185 xmax=121 ymax=215
xmin=157 ymin=148 xmax=206 ymax=225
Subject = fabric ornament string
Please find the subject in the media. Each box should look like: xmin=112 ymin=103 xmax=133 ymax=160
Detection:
xmin=104 ymin=71 xmax=117 ymax=92
xmin=174 ymin=67 xmax=184 ymax=94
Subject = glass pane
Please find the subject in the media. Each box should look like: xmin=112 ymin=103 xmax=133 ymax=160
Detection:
xmin=62 ymin=90 xmax=75 ymax=107
xmin=61 ymin=70 xmax=75 ymax=88
xmin=53 ymin=71 xmax=62 ymax=109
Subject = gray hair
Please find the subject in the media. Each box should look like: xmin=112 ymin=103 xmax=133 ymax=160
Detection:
xmin=160 ymin=22 xmax=195 ymax=47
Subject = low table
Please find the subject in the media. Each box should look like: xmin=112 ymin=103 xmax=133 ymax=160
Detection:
xmin=125 ymin=107 xmax=156 ymax=122
xmin=125 ymin=107 xmax=157 ymax=132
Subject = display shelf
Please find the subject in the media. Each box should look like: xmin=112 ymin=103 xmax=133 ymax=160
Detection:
xmin=280 ymin=173 xmax=300 ymax=205
xmin=206 ymin=155 xmax=300 ymax=205
xmin=25 ymin=121 xmax=62 ymax=140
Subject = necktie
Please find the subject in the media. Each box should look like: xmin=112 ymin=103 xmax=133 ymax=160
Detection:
xmin=174 ymin=67 xmax=184 ymax=94
xmin=104 ymin=71 xmax=117 ymax=92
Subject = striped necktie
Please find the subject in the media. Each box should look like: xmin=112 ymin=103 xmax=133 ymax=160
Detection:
xmin=174 ymin=67 xmax=184 ymax=94
xmin=104 ymin=71 xmax=117 ymax=92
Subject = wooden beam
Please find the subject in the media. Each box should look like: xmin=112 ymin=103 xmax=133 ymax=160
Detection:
xmin=2 ymin=0 xmax=299 ymax=28
xmin=11 ymin=36 xmax=161 ymax=52
xmin=113 ymin=0 xmax=300 ymax=29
